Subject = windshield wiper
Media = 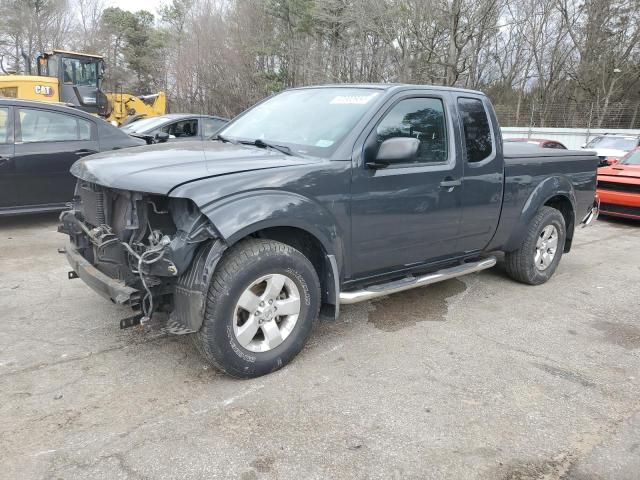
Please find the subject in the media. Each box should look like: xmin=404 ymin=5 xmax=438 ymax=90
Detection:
xmin=248 ymin=139 xmax=293 ymax=156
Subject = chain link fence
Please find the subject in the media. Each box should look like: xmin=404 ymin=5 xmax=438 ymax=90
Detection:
xmin=494 ymin=102 xmax=640 ymax=129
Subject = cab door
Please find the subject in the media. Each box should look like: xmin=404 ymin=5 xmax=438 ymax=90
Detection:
xmin=350 ymin=92 xmax=464 ymax=277
xmin=0 ymin=105 xmax=17 ymax=210
xmin=14 ymin=107 xmax=98 ymax=208
xmin=455 ymin=96 xmax=504 ymax=253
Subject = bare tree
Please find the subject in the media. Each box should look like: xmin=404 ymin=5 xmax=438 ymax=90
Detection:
xmin=1 ymin=0 xmax=639 ymax=126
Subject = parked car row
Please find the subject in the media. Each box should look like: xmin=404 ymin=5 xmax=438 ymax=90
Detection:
xmin=0 ymin=99 xmax=228 ymax=215
xmin=1 ymin=94 xmax=638 ymax=226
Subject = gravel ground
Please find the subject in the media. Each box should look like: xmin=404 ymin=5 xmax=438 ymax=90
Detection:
xmin=1 ymin=213 xmax=639 ymax=480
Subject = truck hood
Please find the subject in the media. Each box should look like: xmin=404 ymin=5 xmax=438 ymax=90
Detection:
xmin=70 ymin=141 xmax=316 ymax=194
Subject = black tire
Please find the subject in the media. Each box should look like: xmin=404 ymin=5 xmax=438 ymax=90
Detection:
xmin=193 ymin=238 xmax=320 ymax=378
xmin=505 ymin=206 xmax=566 ymax=285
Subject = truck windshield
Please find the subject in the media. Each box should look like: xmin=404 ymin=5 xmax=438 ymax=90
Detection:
xmin=219 ymin=88 xmax=383 ymax=156
xmin=620 ymin=150 xmax=640 ymax=165
xmin=585 ymin=136 xmax=637 ymax=151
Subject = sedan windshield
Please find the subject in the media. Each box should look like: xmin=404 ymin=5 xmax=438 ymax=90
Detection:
xmin=121 ymin=116 xmax=172 ymax=134
xmin=219 ymin=88 xmax=383 ymax=156
xmin=620 ymin=150 xmax=640 ymax=165
xmin=585 ymin=136 xmax=637 ymax=151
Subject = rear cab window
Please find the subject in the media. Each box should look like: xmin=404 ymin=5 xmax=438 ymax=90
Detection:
xmin=0 ymin=107 xmax=9 ymax=144
xmin=457 ymin=97 xmax=493 ymax=163
xmin=18 ymin=108 xmax=95 ymax=143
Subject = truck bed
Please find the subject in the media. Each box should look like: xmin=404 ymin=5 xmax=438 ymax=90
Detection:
xmin=488 ymin=143 xmax=599 ymax=252
xmin=503 ymin=142 xmax=595 ymax=160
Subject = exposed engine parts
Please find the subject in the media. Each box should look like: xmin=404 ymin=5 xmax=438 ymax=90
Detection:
xmin=60 ymin=182 xmax=222 ymax=329
xmin=121 ymin=232 xmax=171 ymax=321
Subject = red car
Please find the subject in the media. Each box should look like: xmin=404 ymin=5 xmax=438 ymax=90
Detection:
xmin=504 ymin=138 xmax=567 ymax=149
xmin=597 ymin=148 xmax=640 ymax=220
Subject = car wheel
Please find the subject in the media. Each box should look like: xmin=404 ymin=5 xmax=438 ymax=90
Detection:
xmin=194 ymin=238 xmax=320 ymax=378
xmin=505 ymin=206 xmax=566 ymax=285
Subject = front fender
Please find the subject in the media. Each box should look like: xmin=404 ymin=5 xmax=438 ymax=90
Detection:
xmin=504 ymin=175 xmax=576 ymax=251
xmin=196 ymin=190 xmax=344 ymax=269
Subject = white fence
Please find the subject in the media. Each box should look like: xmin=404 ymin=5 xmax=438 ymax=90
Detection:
xmin=501 ymin=127 xmax=640 ymax=150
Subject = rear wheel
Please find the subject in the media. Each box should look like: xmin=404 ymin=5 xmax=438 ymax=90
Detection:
xmin=194 ymin=238 xmax=320 ymax=378
xmin=505 ymin=206 xmax=566 ymax=285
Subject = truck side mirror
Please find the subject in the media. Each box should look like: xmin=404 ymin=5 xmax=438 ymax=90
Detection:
xmin=155 ymin=132 xmax=170 ymax=143
xmin=367 ymin=137 xmax=420 ymax=169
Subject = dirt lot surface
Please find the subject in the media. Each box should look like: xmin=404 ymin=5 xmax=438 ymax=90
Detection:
xmin=1 ymin=213 xmax=639 ymax=480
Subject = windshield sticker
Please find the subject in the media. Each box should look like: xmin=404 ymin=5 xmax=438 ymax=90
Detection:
xmin=330 ymin=93 xmax=379 ymax=105
xmin=315 ymin=139 xmax=334 ymax=147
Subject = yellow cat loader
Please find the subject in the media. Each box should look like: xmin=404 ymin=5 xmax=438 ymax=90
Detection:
xmin=0 ymin=49 xmax=165 ymax=125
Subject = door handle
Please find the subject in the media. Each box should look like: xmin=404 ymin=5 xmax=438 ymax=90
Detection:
xmin=74 ymin=149 xmax=97 ymax=157
xmin=439 ymin=178 xmax=462 ymax=189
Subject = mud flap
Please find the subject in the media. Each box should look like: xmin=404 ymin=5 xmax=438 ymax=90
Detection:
xmin=167 ymin=240 xmax=227 ymax=334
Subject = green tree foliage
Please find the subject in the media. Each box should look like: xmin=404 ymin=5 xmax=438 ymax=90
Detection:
xmin=100 ymin=7 xmax=166 ymax=93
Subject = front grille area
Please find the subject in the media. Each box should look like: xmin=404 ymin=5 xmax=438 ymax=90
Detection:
xmin=76 ymin=180 xmax=107 ymax=227
xmin=600 ymin=203 xmax=640 ymax=217
xmin=597 ymin=180 xmax=640 ymax=194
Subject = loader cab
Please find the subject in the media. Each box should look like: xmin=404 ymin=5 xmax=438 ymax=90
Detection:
xmin=36 ymin=50 xmax=108 ymax=116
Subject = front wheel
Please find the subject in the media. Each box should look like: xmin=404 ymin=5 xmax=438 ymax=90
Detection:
xmin=194 ymin=239 xmax=320 ymax=378
xmin=505 ymin=206 xmax=566 ymax=285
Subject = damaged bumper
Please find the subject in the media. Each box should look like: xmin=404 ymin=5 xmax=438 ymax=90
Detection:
xmin=65 ymin=241 xmax=140 ymax=306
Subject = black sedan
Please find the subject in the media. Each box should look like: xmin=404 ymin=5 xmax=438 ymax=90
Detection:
xmin=120 ymin=114 xmax=229 ymax=144
xmin=0 ymin=98 xmax=145 ymax=215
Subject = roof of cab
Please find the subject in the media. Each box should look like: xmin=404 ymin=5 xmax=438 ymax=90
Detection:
xmin=49 ymin=49 xmax=103 ymax=59
xmin=289 ymin=83 xmax=487 ymax=97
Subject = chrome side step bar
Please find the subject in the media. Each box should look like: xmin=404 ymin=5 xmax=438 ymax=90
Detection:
xmin=339 ymin=257 xmax=497 ymax=305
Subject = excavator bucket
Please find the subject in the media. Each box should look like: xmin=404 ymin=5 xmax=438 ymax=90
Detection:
xmin=105 ymin=91 xmax=167 ymax=126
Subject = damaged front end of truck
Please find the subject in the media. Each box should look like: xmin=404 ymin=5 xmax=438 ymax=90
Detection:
xmin=59 ymin=179 xmax=226 ymax=333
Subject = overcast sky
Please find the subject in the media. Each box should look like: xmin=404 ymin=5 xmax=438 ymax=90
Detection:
xmin=105 ymin=0 xmax=166 ymax=13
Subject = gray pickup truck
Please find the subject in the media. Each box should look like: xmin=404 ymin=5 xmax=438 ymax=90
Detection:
xmin=59 ymin=84 xmax=599 ymax=378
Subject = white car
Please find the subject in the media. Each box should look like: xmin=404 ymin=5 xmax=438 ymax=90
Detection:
xmin=581 ymin=135 xmax=640 ymax=166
